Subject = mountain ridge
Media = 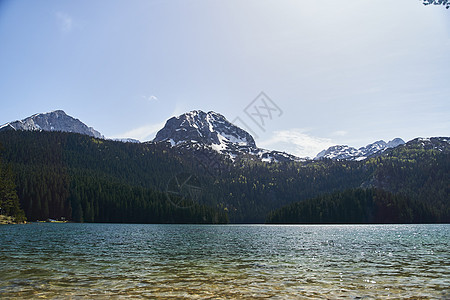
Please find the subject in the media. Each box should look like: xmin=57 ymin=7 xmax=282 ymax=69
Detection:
xmin=315 ymin=138 xmax=405 ymax=161
xmin=1 ymin=110 xmax=440 ymax=163
xmin=0 ymin=110 xmax=104 ymax=139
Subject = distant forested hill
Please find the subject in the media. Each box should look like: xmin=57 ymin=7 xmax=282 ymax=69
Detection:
xmin=267 ymin=138 xmax=450 ymax=224
xmin=0 ymin=131 xmax=448 ymax=223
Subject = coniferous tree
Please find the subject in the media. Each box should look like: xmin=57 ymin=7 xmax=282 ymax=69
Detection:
xmin=0 ymin=148 xmax=26 ymax=223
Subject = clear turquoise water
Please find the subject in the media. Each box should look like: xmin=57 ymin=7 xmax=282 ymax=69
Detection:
xmin=0 ymin=223 xmax=449 ymax=299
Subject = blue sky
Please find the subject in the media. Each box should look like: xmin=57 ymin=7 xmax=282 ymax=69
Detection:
xmin=1 ymin=0 xmax=449 ymax=158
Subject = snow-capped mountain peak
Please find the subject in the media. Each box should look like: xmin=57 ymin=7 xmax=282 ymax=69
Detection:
xmin=314 ymin=145 xmax=360 ymax=160
xmin=0 ymin=110 xmax=104 ymax=139
xmin=154 ymin=110 xmax=256 ymax=148
xmin=153 ymin=110 xmax=301 ymax=163
xmin=315 ymin=138 xmax=405 ymax=161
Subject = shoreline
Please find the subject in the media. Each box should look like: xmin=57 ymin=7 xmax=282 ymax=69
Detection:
xmin=0 ymin=215 xmax=27 ymax=225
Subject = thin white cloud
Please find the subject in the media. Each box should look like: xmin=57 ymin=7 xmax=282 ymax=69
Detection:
xmin=142 ymin=95 xmax=158 ymax=101
xmin=332 ymin=130 xmax=348 ymax=137
xmin=258 ymin=129 xmax=335 ymax=159
xmin=111 ymin=106 xmax=184 ymax=142
xmin=111 ymin=121 xmax=166 ymax=142
xmin=55 ymin=12 xmax=73 ymax=33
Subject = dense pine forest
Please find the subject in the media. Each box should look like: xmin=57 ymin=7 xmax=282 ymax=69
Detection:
xmin=266 ymin=188 xmax=442 ymax=224
xmin=0 ymin=131 xmax=227 ymax=224
xmin=0 ymin=131 xmax=448 ymax=223
xmin=0 ymin=152 xmax=26 ymax=223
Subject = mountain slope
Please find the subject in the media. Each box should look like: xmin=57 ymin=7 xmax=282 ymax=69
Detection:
xmin=0 ymin=110 xmax=103 ymax=139
xmin=268 ymin=136 xmax=450 ymax=224
xmin=400 ymin=137 xmax=450 ymax=153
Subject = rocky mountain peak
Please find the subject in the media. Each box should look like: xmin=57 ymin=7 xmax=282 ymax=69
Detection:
xmin=0 ymin=110 xmax=104 ymax=139
xmin=387 ymin=138 xmax=405 ymax=148
xmin=153 ymin=110 xmax=302 ymax=163
xmin=154 ymin=110 xmax=256 ymax=148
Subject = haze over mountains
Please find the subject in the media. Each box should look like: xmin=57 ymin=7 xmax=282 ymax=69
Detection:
xmin=0 ymin=110 xmax=414 ymax=162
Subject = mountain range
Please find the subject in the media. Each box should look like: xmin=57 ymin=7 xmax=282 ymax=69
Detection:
xmin=0 ymin=110 xmax=410 ymax=162
xmin=0 ymin=110 xmax=448 ymax=224
xmin=314 ymin=138 xmax=405 ymax=161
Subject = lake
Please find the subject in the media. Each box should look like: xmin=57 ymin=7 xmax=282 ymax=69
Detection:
xmin=0 ymin=223 xmax=449 ymax=299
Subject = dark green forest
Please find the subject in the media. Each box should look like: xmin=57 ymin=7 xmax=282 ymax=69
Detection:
xmin=0 ymin=151 xmax=26 ymax=223
xmin=0 ymin=131 xmax=448 ymax=223
xmin=0 ymin=131 xmax=227 ymax=224
xmin=266 ymin=188 xmax=442 ymax=224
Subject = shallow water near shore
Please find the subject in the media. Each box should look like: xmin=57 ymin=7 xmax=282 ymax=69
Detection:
xmin=0 ymin=223 xmax=449 ymax=299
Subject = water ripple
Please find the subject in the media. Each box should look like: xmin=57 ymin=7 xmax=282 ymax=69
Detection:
xmin=0 ymin=224 xmax=449 ymax=299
